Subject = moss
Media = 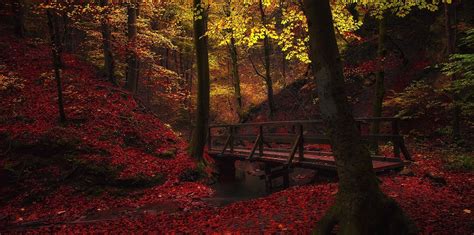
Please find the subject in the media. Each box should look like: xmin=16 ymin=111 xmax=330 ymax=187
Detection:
xmin=154 ymin=148 xmax=177 ymax=159
xmin=444 ymin=155 xmax=474 ymax=172
xmin=122 ymin=131 xmax=144 ymax=147
xmin=179 ymin=168 xmax=205 ymax=182
xmin=2 ymin=135 xmax=164 ymax=204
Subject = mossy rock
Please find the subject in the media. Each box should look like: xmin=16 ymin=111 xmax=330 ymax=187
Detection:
xmin=154 ymin=148 xmax=177 ymax=159
xmin=179 ymin=168 xmax=205 ymax=182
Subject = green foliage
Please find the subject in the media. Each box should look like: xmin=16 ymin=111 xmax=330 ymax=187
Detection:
xmin=444 ymin=155 xmax=474 ymax=172
xmin=442 ymin=29 xmax=474 ymax=117
xmin=276 ymin=2 xmax=363 ymax=64
xmin=361 ymin=0 xmax=439 ymax=19
xmin=154 ymin=148 xmax=177 ymax=159
xmin=278 ymin=8 xmax=310 ymax=63
xmin=207 ymin=1 xmax=363 ymax=64
xmin=384 ymin=80 xmax=449 ymax=120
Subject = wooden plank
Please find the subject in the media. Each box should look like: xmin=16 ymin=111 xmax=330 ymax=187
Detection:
xmin=209 ymin=147 xmax=404 ymax=173
xmin=209 ymin=120 xmax=325 ymax=128
xmin=287 ymin=133 xmax=302 ymax=166
xmin=209 ymin=117 xmax=400 ymax=128
xmin=220 ymin=134 xmax=232 ymax=154
xmin=212 ymin=134 xmax=403 ymax=144
xmin=357 ymin=117 xmax=400 ymax=122
xmin=247 ymin=134 xmax=262 ymax=160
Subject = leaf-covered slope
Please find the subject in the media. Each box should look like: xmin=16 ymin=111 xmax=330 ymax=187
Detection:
xmin=0 ymin=36 xmax=212 ymax=227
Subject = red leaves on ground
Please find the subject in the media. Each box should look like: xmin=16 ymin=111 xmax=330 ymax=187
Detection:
xmin=0 ymin=36 xmax=209 ymax=228
xmin=0 ymin=37 xmax=472 ymax=234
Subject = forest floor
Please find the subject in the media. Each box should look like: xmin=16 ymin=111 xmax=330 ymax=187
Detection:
xmin=0 ymin=36 xmax=473 ymax=234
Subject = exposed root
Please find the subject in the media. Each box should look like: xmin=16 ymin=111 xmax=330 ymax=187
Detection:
xmin=314 ymin=194 xmax=418 ymax=235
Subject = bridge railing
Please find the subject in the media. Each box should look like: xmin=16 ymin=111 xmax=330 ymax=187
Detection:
xmin=207 ymin=117 xmax=411 ymax=162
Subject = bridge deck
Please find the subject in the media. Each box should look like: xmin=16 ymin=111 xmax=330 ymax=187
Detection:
xmin=209 ymin=147 xmax=406 ymax=173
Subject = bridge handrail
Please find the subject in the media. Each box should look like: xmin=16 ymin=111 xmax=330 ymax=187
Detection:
xmin=208 ymin=117 xmax=400 ymax=128
xmin=207 ymin=117 xmax=412 ymax=161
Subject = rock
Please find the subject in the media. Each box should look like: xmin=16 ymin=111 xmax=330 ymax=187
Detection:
xmin=423 ymin=172 xmax=447 ymax=186
xmin=399 ymin=167 xmax=415 ymax=176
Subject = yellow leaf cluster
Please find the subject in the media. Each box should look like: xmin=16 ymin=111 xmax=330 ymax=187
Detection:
xmin=0 ymin=73 xmax=24 ymax=91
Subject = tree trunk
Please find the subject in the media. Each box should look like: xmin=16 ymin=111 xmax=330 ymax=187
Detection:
xmin=189 ymin=0 xmax=210 ymax=162
xmin=229 ymin=37 xmax=243 ymax=120
xmin=258 ymin=0 xmax=275 ymax=117
xmin=282 ymin=53 xmax=286 ymax=82
xmin=445 ymin=2 xmax=461 ymax=140
xmin=125 ymin=2 xmax=139 ymax=93
xmin=277 ymin=0 xmax=286 ymax=84
xmin=164 ymin=47 xmax=169 ymax=69
xmin=12 ymin=0 xmax=25 ymax=38
xmin=178 ymin=52 xmax=182 ymax=75
xmin=100 ymin=0 xmax=116 ymax=84
xmin=47 ymin=9 xmax=67 ymax=123
xmin=370 ymin=16 xmax=387 ymax=153
xmin=302 ymin=0 xmax=416 ymax=234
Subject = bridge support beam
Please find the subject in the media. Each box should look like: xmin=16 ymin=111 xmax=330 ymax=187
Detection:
xmin=216 ymin=158 xmax=236 ymax=182
xmin=264 ymin=163 xmax=290 ymax=193
xmin=264 ymin=164 xmax=273 ymax=193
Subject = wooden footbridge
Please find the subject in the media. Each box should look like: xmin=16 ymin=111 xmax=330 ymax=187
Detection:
xmin=207 ymin=118 xmax=411 ymax=190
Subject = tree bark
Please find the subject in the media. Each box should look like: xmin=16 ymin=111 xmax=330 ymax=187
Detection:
xmin=445 ymin=2 xmax=461 ymax=140
xmin=258 ymin=0 xmax=275 ymax=118
xmin=189 ymin=0 xmax=210 ymax=162
xmin=12 ymin=0 xmax=25 ymax=38
xmin=47 ymin=9 xmax=67 ymax=123
xmin=100 ymin=0 xmax=116 ymax=84
xmin=229 ymin=37 xmax=243 ymax=119
xmin=302 ymin=0 xmax=416 ymax=234
xmin=370 ymin=16 xmax=387 ymax=153
xmin=125 ymin=2 xmax=139 ymax=93
xmin=164 ymin=47 xmax=169 ymax=69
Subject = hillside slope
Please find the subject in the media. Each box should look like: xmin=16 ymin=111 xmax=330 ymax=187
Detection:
xmin=0 ymin=36 xmax=212 ymax=227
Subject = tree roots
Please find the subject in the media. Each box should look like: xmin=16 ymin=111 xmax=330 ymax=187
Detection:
xmin=314 ymin=194 xmax=418 ymax=235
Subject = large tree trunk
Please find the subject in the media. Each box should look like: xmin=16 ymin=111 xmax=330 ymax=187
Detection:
xmin=445 ymin=2 xmax=461 ymax=140
xmin=258 ymin=0 xmax=275 ymax=117
xmin=125 ymin=2 xmax=139 ymax=93
xmin=12 ymin=0 xmax=25 ymax=38
xmin=100 ymin=0 xmax=116 ymax=84
xmin=47 ymin=9 xmax=67 ymax=123
xmin=370 ymin=16 xmax=387 ymax=153
xmin=302 ymin=0 xmax=416 ymax=234
xmin=189 ymin=0 xmax=210 ymax=162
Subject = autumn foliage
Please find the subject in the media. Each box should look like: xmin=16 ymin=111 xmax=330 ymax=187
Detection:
xmin=0 ymin=34 xmax=472 ymax=234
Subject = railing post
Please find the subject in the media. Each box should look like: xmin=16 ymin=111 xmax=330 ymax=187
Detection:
xmin=298 ymin=124 xmax=304 ymax=160
xmin=259 ymin=125 xmax=263 ymax=157
xmin=392 ymin=119 xmax=401 ymax=159
xmin=230 ymin=126 xmax=234 ymax=153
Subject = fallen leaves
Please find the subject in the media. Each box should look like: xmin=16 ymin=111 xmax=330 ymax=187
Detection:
xmin=0 ymin=35 xmax=473 ymax=234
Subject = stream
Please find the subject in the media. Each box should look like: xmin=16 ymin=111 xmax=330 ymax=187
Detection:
xmin=203 ymin=160 xmax=320 ymax=206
